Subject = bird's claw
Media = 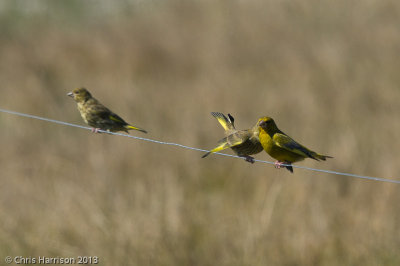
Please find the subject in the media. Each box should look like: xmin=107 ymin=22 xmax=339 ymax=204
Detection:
xmin=244 ymin=156 xmax=255 ymax=164
xmin=91 ymin=128 xmax=101 ymax=133
xmin=274 ymin=161 xmax=284 ymax=169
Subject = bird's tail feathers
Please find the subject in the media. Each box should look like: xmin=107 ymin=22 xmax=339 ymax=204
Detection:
xmin=202 ymin=140 xmax=230 ymax=158
xmin=281 ymin=161 xmax=294 ymax=173
xmin=125 ymin=125 xmax=147 ymax=134
xmin=211 ymin=112 xmax=235 ymax=131
xmin=286 ymin=165 xmax=293 ymax=173
xmin=314 ymin=153 xmax=333 ymax=161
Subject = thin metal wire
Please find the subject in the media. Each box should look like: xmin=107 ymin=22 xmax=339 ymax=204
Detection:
xmin=1 ymin=108 xmax=399 ymax=184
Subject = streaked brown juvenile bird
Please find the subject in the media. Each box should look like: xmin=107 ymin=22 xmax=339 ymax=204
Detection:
xmin=202 ymin=112 xmax=263 ymax=163
xmin=67 ymin=87 xmax=147 ymax=134
xmin=258 ymin=116 xmax=332 ymax=173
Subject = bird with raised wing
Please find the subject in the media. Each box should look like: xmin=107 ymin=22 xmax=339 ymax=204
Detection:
xmin=202 ymin=112 xmax=263 ymax=163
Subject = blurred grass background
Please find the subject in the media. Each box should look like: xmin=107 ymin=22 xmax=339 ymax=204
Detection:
xmin=1 ymin=0 xmax=400 ymax=265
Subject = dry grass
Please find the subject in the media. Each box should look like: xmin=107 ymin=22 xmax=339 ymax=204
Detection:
xmin=1 ymin=0 xmax=400 ymax=265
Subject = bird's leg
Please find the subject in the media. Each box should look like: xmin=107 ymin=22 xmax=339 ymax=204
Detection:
xmin=274 ymin=161 xmax=284 ymax=169
xmin=243 ymin=156 xmax=255 ymax=164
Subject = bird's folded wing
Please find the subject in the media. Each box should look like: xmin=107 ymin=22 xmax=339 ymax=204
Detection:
xmin=89 ymin=104 xmax=112 ymax=119
xmin=273 ymin=133 xmax=315 ymax=159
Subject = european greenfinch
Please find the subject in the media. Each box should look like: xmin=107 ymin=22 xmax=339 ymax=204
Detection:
xmin=258 ymin=117 xmax=332 ymax=172
xmin=67 ymin=88 xmax=147 ymax=134
xmin=202 ymin=112 xmax=263 ymax=163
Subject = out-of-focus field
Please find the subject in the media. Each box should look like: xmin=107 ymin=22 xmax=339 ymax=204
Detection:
xmin=1 ymin=1 xmax=400 ymax=265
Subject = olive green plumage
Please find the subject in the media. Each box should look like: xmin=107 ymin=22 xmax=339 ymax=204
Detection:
xmin=202 ymin=112 xmax=263 ymax=163
xmin=67 ymin=88 xmax=147 ymax=134
xmin=258 ymin=116 xmax=332 ymax=172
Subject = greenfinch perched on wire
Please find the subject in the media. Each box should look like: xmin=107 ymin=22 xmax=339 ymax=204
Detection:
xmin=202 ymin=112 xmax=263 ymax=163
xmin=258 ymin=117 xmax=332 ymax=173
xmin=67 ymin=88 xmax=147 ymax=134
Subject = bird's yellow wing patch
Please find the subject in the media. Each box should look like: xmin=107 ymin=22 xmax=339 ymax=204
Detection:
xmin=109 ymin=114 xmax=125 ymax=123
xmin=211 ymin=112 xmax=235 ymax=131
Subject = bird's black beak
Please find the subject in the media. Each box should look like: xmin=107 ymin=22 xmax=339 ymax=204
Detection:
xmin=258 ymin=120 xmax=265 ymax=127
xmin=67 ymin=92 xmax=74 ymax=97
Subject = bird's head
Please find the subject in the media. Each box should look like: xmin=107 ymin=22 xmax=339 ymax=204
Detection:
xmin=257 ymin=116 xmax=278 ymax=132
xmin=67 ymin=88 xmax=92 ymax=103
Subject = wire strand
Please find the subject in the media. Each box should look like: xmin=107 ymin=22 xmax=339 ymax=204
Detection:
xmin=1 ymin=108 xmax=399 ymax=184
